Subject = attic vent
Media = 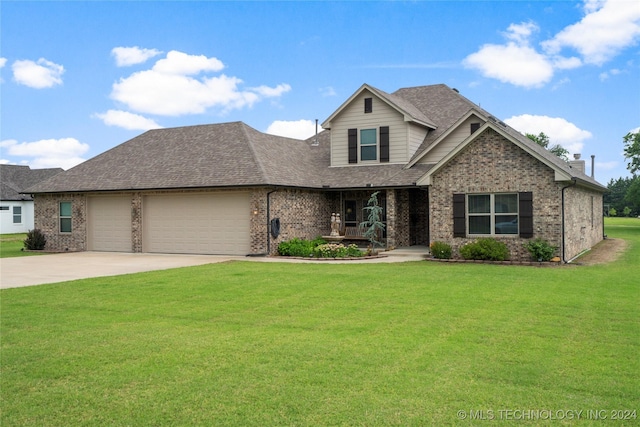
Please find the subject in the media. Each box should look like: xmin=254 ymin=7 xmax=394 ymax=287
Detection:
xmin=312 ymin=119 xmax=319 ymax=146
xmin=452 ymin=88 xmax=459 ymax=93
xmin=364 ymin=98 xmax=373 ymax=113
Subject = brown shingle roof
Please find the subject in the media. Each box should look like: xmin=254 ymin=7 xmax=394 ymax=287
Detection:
xmin=1 ymin=165 xmax=63 ymax=200
xmin=27 ymin=83 xmax=605 ymax=194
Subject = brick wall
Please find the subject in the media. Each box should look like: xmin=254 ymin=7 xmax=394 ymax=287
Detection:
xmin=563 ymin=185 xmax=604 ymax=261
xmin=34 ymin=193 xmax=87 ymax=252
xmin=428 ymin=128 xmax=599 ymax=261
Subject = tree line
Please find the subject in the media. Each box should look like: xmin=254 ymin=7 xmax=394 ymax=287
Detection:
xmin=528 ymin=131 xmax=640 ymax=218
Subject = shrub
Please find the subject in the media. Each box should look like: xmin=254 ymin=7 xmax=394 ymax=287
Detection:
xmin=524 ymin=238 xmax=557 ymax=262
xmin=24 ymin=229 xmax=47 ymax=251
xmin=459 ymin=238 xmax=510 ymax=261
xmin=313 ymin=243 xmax=363 ymax=258
xmin=278 ymin=237 xmax=326 ymax=257
xmin=430 ymin=241 xmax=452 ymax=259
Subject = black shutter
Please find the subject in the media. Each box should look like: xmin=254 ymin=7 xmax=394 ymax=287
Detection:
xmin=519 ymin=192 xmax=533 ymax=238
xmin=380 ymin=126 xmax=389 ymax=163
xmin=348 ymin=128 xmax=357 ymax=164
xmin=453 ymin=193 xmax=466 ymax=238
xmin=470 ymin=123 xmax=481 ymax=134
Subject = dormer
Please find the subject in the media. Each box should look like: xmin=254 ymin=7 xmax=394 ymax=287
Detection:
xmin=322 ymin=84 xmax=436 ymax=167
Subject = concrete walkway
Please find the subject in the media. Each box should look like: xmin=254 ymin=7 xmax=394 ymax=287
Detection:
xmin=0 ymin=247 xmax=429 ymax=289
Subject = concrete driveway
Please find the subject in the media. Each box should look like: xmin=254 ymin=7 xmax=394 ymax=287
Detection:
xmin=0 ymin=248 xmax=428 ymax=289
xmin=0 ymin=252 xmax=239 ymax=289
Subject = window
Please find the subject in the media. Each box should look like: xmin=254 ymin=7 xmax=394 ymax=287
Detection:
xmin=360 ymin=129 xmax=377 ymax=161
xmin=364 ymin=97 xmax=372 ymax=113
xmin=60 ymin=202 xmax=72 ymax=233
xmin=467 ymin=193 xmax=519 ymax=235
xmin=0 ymin=206 xmax=8 ymax=211
xmin=12 ymin=206 xmax=22 ymax=224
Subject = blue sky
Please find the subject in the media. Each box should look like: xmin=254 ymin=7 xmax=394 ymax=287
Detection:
xmin=1 ymin=0 xmax=639 ymax=185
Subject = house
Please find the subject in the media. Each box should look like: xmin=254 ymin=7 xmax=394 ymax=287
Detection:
xmin=26 ymin=84 xmax=606 ymax=261
xmin=0 ymin=165 xmax=63 ymax=234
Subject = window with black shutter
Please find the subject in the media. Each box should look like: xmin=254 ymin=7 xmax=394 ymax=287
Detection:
xmin=348 ymin=128 xmax=357 ymax=164
xmin=380 ymin=126 xmax=389 ymax=162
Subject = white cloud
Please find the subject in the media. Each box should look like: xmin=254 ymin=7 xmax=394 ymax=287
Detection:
xmin=465 ymin=0 xmax=640 ymax=87
xmin=464 ymin=22 xmax=554 ymax=88
xmin=320 ymin=86 xmax=337 ymax=97
xmin=12 ymin=58 xmax=64 ymax=88
xmin=1 ymin=138 xmax=88 ymax=169
xmin=112 ymin=46 xmax=162 ymax=67
xmin=542 ymin=0 xmax=640 ymax=66
xmin=0 ymin=57 xmax=6 ymax=68
xmin=93 ymin=110 xmax=162 ymax=131
xmin=463 ymin=43 xmax=554 ymax=88
xmin=110 ymin=50 xmax=291 ymax=116
xmin=504 ymin=114 xmax=593 ymax=154
xmin=266 ymin=119 xmax=321 ymax=140
xmin=152 ymin=50 xmax=224 ymax=75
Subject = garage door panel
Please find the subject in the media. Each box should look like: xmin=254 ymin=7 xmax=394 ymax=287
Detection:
xmin=88 ymin=196 xmax=132 ymax=252
xmin=143 ymin=193 xmax=250 ymax=255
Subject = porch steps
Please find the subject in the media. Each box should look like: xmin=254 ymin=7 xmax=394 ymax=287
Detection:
xmin=383 ymin=246 xmax=430 ymax=259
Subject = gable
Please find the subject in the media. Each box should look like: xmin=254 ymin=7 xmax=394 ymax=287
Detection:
xmin=328 ymin=89 xmax=409 ymax=166
xmin=415 ymin=113 xmax=486 ymax=165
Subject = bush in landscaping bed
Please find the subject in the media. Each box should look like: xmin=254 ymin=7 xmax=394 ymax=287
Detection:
xmin=429 ymin=241 xmax=452 ymax=259
xmin=23 ymin=229 xmax=46 ymax=251
xmin=313 ymin=243 xmax=363 ymax=258
xmin=524 ymin=238 xmax=557 ymax=262
xmin=277 ymin=237 xmax=326 ymax=257
xmin=459 ymin=238 xmax=510 ymax=261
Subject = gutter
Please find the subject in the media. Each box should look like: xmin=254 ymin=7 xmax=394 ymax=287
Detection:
xmin=266 ymin=188 xmax=278 ymax=254
xmin=561 ymin=178 xmax=577 ymax=263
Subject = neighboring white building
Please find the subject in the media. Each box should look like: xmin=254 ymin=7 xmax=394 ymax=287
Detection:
xmin=0 ymin=165 xmax=63 ymax=234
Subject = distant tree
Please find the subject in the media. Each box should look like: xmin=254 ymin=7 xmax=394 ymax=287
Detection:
xmin=623 ymin=176 xmax=640 ymax=216
xmin=526 ymin=132 xmax=570 ymax=161
xmin=623 ymin=131 xmax=640 ymax=175
xmin=609 ymin=207 xmax=617 ymax=217
xmin=605 ymin=175 xmax=640 ymax=217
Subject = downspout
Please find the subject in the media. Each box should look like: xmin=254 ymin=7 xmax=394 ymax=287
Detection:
xmin=561 ymin=178 xmax=577 ymax=263
xmin=266 ymin=188 xmax=277 ymax=255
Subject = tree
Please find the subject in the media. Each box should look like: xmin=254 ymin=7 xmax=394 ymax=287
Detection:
xmin=360 ymin=191 xmax=386 ymax=254
xmin=623 ymin=176 xmax=640 ymax=216
xmin=623 ymin=131 xmax=640 ymax=175
xmin=526 ymin=132 xmax=570 ymax=161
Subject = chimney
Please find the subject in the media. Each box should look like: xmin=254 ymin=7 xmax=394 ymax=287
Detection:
xmin=568 ymin=153 xmax=585 ymax=174
xmin=591 ymin=155 xmax=595 ymax=179
xmin=312 ymin=119 xmax=319 ymax=146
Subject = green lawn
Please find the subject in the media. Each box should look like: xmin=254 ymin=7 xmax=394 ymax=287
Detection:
xmin=1 ymin=219 xmax=638 ymax=425
xmin=0 ymin=233 xmax=45 ymax=258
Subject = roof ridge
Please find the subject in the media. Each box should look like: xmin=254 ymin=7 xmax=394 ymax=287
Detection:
xmin=239 ymin=122 xmax=270 ymax=184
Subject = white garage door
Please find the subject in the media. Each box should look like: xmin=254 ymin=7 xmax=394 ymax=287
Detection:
xmin=88 ymin=196 xmax=132 ymax=252
xmin=143 ymin=192 xmax=251 ymax=255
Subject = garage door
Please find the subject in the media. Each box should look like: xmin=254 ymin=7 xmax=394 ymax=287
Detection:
xmin=143 ymin=192 xmax=251 ymax=255
xmin=88 ymin=196 xmax=132 ymax=252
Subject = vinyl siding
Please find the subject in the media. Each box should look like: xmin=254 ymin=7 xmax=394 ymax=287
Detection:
xmin=407 ymin=123 xmax=429 ymax=160
xmin=418 ymin=115 xmax=485 ymax=164
xmin=331 ymin=90 xmax=407 ymax=166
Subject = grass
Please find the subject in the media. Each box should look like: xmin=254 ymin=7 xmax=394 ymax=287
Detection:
xmin=1 ymin=218 xmax=639 ymax=425
xmin=0 ymin=233 xmax=46 ymax=258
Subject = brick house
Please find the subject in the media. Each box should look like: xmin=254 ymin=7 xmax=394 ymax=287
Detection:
xmin=26 ymin=84 xmax=605 ymax=261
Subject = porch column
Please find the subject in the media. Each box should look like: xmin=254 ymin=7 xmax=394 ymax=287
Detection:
xmin=386 ymin=189 xmax=397 ymax=249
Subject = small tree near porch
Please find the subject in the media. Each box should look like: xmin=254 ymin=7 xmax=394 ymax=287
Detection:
xmin=361 ymin=191 xmax=386 ymax=254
